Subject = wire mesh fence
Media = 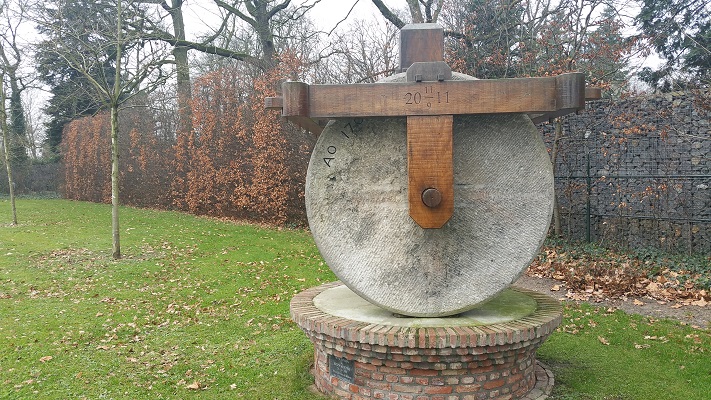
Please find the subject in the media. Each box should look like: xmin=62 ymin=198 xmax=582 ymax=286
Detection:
xmin=542 ymin=91 xmax=710 ymax=254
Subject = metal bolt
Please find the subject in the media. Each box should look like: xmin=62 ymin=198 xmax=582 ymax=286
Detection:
xmin=421 ymin=188 xmax=442 ymax=208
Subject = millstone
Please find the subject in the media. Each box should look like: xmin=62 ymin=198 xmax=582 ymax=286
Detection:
xmin=305 ymin=73 xmax=554 ymax=317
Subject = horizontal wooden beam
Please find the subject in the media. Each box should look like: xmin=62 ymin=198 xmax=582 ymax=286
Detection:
xmin=529 ymin=85 xmax=602 ymax=124
xmin=267 ymin=73 xmax=587 ymax=119
xmin=265 ymin=74 xmax=603 ymax=131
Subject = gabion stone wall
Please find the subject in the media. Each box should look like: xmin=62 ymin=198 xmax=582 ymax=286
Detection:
xmin=540 ymin=90 xmax=710 ymax=253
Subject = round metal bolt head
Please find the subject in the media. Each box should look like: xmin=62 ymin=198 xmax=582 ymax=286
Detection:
xmin=422 ymin=188 xmax=442 ymax=208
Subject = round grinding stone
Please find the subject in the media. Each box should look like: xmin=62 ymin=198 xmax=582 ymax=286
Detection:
xmin=305 ymin=74 xmax=554 ymax=317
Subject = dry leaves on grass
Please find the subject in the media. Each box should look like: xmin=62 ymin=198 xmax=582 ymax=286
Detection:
xmin=529 ymin=246 xmax=710 ymax=306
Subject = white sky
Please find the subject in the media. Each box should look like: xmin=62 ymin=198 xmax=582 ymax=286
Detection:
xmin=307 ymin=0 xmax=398 ymax=30
xmin=182 ymin=0 xmax=408 ymax=40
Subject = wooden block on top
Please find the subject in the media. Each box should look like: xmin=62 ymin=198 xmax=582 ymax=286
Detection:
xmin=400 ymin=23 xmax=444 ymax=72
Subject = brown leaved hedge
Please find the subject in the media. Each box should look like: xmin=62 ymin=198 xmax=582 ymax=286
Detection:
xmin=61 ymin=57 xmax=315 ymax=226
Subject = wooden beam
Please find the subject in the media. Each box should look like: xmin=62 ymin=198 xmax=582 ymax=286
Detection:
xmin=285 ymin=116 xmax=325 ymax=135
xmin=585 ymin=87 xmax=603 ymax=100
xmin=274 ymin=73 xmax=586 ymax=119
xmin=407 ymin=115 xmax=454 ymax=228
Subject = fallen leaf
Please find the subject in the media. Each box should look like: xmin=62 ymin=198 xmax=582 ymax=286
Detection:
xmin=691 ymin=298 xmax=708 ymax=307
xmin=633 ymin=299 xmax=645 ymax=306
xmin=671 ymin=303 xmax=684 ymax=309
xmin=39 ymin=356 xmax=53 ymax=363
xmin=230 ymin=383 xmax=237 ymax=390
xmin=598 ymin=336 xmax=610 ymax=345
xmin=551 ymin=285 xmax=561 ymax=291
xmin=186 ymin=381 xmax=202 ymax=390
xmin=634 ymin=343 xmax=650 ymax=349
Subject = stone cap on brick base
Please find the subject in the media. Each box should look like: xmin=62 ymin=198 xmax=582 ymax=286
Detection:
xmin=291 ymin=282 xmax=562 ymax=349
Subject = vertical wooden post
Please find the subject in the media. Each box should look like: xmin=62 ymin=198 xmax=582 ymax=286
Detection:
xmin=407 ymin=115 xmax=454 ymax=228
xmin=401 ymin=24 xmax=454 ymax=228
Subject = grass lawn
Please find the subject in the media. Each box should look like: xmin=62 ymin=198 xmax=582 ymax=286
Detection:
xmin=1 ymin=199 xmax=710 ymax=399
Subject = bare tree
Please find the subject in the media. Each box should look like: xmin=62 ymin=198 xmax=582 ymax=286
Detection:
xmin=212 ymin=1 xmax=321 ymax=68
xmin=129 ymin=1 xmax=317 ymax=139
xmin=312 ymin=18 xmax=399 ymax=84
xmin=0 ymin=0 xmax=34 ymax=224
xmin=0 ymin=0 xmax=30 ymax=165
xmin=370 ymin=0 xmax=444 ymax=26
xmin=134 ymin=0 xmax=243 ymax=138
xmin=35 ymin=0 xmax=173 ymax=258
xmin=1 ymin=72 xmax=16 ymax=224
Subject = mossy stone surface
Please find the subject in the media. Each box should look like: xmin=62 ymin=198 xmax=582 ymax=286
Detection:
xmin=313 ymin=284 xmax=538 ymax=327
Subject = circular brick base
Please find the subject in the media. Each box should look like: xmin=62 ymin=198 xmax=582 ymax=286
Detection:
xmin=291 ymin=282 xmax=562 ymax=400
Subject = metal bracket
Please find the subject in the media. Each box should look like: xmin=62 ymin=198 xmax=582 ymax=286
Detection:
xmin=406 ymin=61 xmax=452 ymax=83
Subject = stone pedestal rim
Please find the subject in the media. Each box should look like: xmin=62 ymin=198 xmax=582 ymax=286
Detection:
xmin=290 ymin=281 xmax=563 ymax=349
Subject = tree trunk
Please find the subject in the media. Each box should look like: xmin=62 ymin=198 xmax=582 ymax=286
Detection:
xmin=110 ymin=103 xmax=120 ymax=259
xmin=405 ymin=0 xmax=424 ymax=23
xmin=174 ymin=45 xmax=192 ymax=136
xmin=111 ymin=0 xmax=123 ymax=260
xmin=167 ymin=0 xmax=193 ymax=138
xmin=372 ymin=0 xmax=444 ymax=27
xmin=0 ymin=74 xmax=17 ymax=225
xmin=253 ymin=2 xmax=276 ymax=69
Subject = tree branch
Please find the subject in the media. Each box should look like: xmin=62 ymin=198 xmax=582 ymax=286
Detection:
xmin=143 ymin=33 xmax=262 ymax=66
xmin=370 ymin=0 xmax=405 ymax=28
xmin=266 ymin=0 xmax=291 ymax=20
xmin=214 ymin=0 xmax=257 ymax=28
xmin=327 ymin=0 xmax=359 ymax=36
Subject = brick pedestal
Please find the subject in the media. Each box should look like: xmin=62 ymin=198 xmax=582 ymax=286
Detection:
xmin=291 ymin=282 xmax=562 ymax=400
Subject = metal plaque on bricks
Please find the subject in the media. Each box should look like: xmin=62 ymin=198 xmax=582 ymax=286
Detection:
xmin=328 ymin=354 xmax=354 ymax=383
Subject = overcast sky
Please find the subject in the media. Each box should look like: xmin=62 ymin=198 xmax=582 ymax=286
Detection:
xmin=182 ymin=0 xmax=406 ymax=40
xmin=306 ymin=0 xmax=398 ymax=30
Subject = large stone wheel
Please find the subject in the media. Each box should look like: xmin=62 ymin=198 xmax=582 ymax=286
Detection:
xmin=305 ymin=74 xmax=554 ymax=317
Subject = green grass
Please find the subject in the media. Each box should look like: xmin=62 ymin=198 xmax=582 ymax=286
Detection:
xmin=1 ymin=199 xmax=710 ymax=399
xmin=540 ymin=304 xmax=711 ymax=399
xmin=1 ymin=199 xmax=333 ymax=399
